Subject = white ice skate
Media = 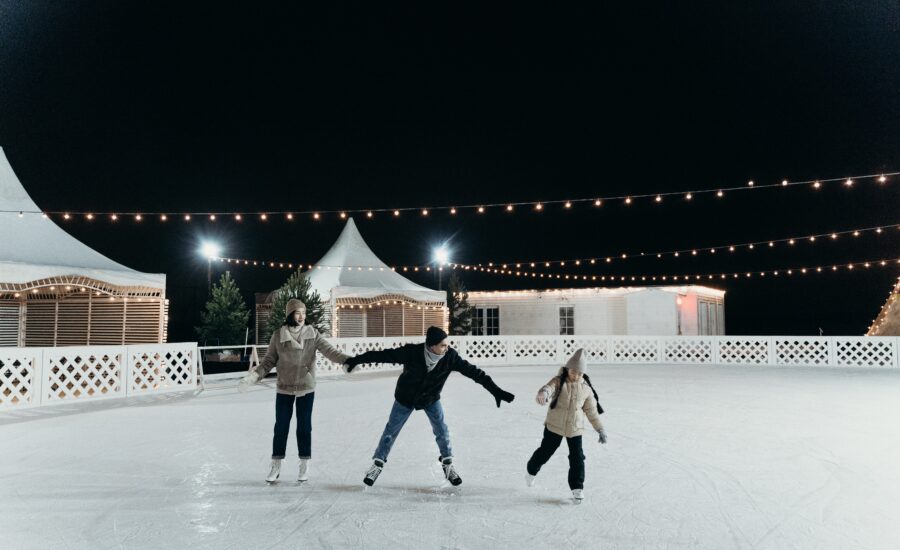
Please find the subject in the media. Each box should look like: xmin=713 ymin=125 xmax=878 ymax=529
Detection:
xmin=364 ymin=459 xmax=384 ymax=486
xmin=298 ymin=458 xmax=309 ymax=482
xmin=572 ymin=489 xmax=584 ymax=503
xmin=266 ymin=459 xmax=282 ymax=483
xmin=525 ymin=473 xmax=536 ymax=487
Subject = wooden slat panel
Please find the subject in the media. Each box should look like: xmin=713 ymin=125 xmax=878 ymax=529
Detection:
xmin=24 ymin=302 xmax=56 ymax=346
xmin=384 ymin=304 xmax=404 ymax=337
xmin=89 ymin=300 xmax=125 ymax=345
xmin=366 ymin=306 xmax=384 ymax=337
xmin=337 ymin=308 xmax=364 ymax=338
xmin=403 ymin=306 xmax=423 ymax=336
xmin=124 ymin=300 xmax=163 ymax=344
xmin=57 ymin=299 xmax=89 ymax=346
xmin=0 ymin=302 xmax=19 ymax=347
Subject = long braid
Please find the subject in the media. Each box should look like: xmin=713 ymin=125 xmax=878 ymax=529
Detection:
xmin=549 ymin=368 xmax=568 ymax=409
xmin=582 ymin=374 xmax=604 ymax=414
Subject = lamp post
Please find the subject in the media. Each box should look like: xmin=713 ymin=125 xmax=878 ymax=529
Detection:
xmin=434 ymin=246 xmax=449 ymax=290
xmin=200 ymin=242 xmax=221 ymax=294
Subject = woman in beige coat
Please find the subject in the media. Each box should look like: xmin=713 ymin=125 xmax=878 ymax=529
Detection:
xmin=526 ymin=348 xmax=606 ymax=502
xmin=238 ymin=298 xmax=350 ymax=483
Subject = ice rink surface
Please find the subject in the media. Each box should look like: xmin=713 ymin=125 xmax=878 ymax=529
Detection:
xmin=2 ymin=364 xmax=900 ymax=549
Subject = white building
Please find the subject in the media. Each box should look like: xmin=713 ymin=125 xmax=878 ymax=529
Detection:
xmin=465 ymin=286 xmax=725 ymax=336
xmin=0 ymin=148 xmax=168 ymax=347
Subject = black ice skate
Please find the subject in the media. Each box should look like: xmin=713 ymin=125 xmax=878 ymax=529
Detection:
xmin=440 ymin=456 xmax=462 ymax=486
xmin=364 ymin=459 xmax=384 ymax=486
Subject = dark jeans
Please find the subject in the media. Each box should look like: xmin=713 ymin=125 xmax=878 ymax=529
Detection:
xmin=373 ymin=399 xmax=452 ymax=462
xmin=526 ymin=427 xmax=585 ymax=490
xmin=272 ymin=392 xmax=315 ymax=459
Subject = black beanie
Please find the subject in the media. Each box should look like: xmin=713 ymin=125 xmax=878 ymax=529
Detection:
xmin=426 ymin=326 xmax=448 ymax=346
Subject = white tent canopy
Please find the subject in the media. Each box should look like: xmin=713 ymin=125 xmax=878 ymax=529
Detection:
xmin=307 ymin=218 xmax=444 ymax=303
xmin=0 ymin=147 xmax=165 ymax=288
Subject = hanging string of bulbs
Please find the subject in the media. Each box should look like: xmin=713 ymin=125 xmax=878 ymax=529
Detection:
xmin=3 ymin=172 xmax=894 ymax=222
xmin=451 ymin=257 xmax=900 ymax=284
xmin=210 ymin=221 xmax=899 ymax=272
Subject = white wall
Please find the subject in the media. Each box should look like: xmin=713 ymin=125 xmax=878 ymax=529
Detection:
xmin=467 ymin=286 xmax=726 ymax=336
xmin=625 ymin=290 xmax=677 ymax=335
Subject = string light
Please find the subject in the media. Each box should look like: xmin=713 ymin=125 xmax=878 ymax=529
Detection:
xmin=442 ymin=222 xmax=898 ymax=268
xmin=14 ymin=171 xmax=894 ymax=222
xmin=449 ymin=257 xmax=900 ymax=285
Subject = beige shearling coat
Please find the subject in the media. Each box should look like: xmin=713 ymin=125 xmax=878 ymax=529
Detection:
xmin=540 ymin=375 xmax=604 ymax=438
xmin=254 ymin=325 xmax=350 ymax=395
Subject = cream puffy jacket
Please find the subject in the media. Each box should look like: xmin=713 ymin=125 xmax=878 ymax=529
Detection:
xmin=254 ymin=325 xmax=350 ymax=395
xmin=539 ymin=376 xmax=604 ymax=438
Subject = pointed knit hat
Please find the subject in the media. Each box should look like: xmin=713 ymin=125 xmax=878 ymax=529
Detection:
xmin=564 ymin=348 xmax=587 ymax=373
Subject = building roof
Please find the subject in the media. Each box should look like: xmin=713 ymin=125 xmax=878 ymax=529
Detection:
xmin=306 ymin=218 xmax=444 ymax=302
xmin=0 ymin=147 xmax=165 ymax=288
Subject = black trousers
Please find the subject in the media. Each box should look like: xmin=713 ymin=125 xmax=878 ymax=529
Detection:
xmin=272 ymin=392 xmax=315 ymax=459
xmin=526 ymin=427 xmax=585 ymax=490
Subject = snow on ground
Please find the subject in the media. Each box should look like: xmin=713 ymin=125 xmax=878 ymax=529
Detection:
xmin=2 ymin=364 xmax=900 ymax=550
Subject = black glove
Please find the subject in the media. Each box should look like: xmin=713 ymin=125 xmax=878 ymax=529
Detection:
xmin=491 ymin=388 xmax=515 ymax=408
xmin=597 ymin=429 xmax=607 ymax=444
xmin=482 ymin=377 xmax=514 ymax=408
xmin=343 ymin=356 xmax=360 ymax=373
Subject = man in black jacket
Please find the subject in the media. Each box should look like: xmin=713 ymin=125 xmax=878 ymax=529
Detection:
xmin=343 ymin=326 xmax=515 ymax=487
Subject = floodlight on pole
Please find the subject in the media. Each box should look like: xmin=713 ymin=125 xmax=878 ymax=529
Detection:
xmin=434 ymin=246 xmax=450 ymax=290
xmin=200 ymin=242 xmax=222 ymax=293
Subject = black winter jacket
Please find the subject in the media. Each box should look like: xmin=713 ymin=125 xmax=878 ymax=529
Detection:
xmin=349 ymin=343 xmax=500 ymax=409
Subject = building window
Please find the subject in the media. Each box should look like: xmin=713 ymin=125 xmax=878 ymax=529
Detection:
xmin=472 ymin=307 xmax=499 ymax=335
xmin=559 ymin=306 xmax=574 ymax=335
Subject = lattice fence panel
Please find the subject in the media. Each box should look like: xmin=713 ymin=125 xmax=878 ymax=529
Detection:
xmin=43 ymin=347 xmax=124 ymax=402
xmin=835 ymin=338 xmax=896 ymax=368
xmin=612 ymin=338 xmax=660 ymax=363
xmin=511 ymin=337 xmax=558 ymax=363
xmin=717 ymin=338 xmax=769 ymax=365
xmin=774 ymin=338 xmax=830 ymax=366
xmin=128 ymin=345 xmax=196 ymax=394
xmin=0 ymin=351 xmax=37 ymax=408
xmin=464 ymin=338 xmax=509 ymax=364
xmin=565 ymin=338 xmax=609 ymax=362
xmin=663 ymin=338 xmax=714 ymax=364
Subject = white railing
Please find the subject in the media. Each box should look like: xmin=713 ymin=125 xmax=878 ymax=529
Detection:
xmin=7 ymin=336 xmax=894 ymax=411
xmin=0 ymin=343 xmax=197 ymax=411
xmin=244 ymin=335 xmax=900 ymax=372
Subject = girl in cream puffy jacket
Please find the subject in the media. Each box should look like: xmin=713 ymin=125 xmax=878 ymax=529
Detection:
xmin=526 ymin=348 xmax=606 ymax=501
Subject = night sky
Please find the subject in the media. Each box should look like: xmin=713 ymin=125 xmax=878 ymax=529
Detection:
xmin=1 ymin=2 xmax=898 ymax=341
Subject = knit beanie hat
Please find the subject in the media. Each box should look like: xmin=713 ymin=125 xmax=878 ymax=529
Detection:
xmin=285 ymin=298 xmax=307 ymax=317
xmin=426 ymin=326 xmax=448 ymax=347
xmin=564 ymin=348 xmax=587 ymax=373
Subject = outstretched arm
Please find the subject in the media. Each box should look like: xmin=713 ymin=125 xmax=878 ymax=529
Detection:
xmin=450 ymin=352 xmax=515 ymax=408
xmin=314 ymin=333 xmax=350 ymax=364
xmin=535 ymin=377 xmax=560 ymax=405
xmin=344 ymin=346 xmax=407 ymax=372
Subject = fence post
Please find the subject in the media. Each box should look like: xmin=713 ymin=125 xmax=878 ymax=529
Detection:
xmin=768 ymin=337 xmax=777 ymax=366
xmin=123 ymin=345 xmax=133 ymax=397
xmin=34 ymin=347 xmax=46 ymax=407
xmin=827 ymin=337 xmax=837 ymax=367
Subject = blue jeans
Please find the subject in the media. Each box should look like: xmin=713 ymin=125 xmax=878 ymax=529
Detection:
xmin=373 ymin=399 xmax=452 ymax=462
xmin=272 ymin=392 xmax=315 ymax=459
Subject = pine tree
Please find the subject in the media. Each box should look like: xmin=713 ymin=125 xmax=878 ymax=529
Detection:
xmin=447 ymin=272 xmax=474 ymax=335
xmin=265 ymin=269 xmax=328 ymax=341
xmin=195 ymin=272 xmax=250 ymax=345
